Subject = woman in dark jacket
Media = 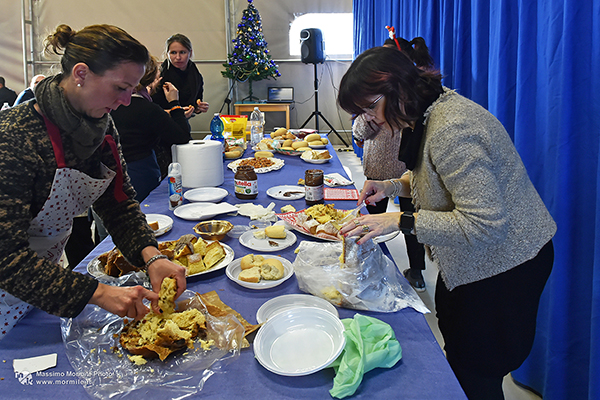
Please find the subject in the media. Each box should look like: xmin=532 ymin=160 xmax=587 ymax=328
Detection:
xmin=151 ymin=33 xmax=208 ymax=176
xmin=111 ymin=56 xmax=191 ymax=201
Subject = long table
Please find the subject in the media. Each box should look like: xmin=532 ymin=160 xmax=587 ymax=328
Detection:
xmin=0 ymin=143 xmax=466 ymax=399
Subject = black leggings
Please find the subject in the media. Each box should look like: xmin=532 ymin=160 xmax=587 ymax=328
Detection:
xmin=366 ymin=192 xmax=425 ymax=271
xmin=435 ymin=240 xmax=554 ymax=400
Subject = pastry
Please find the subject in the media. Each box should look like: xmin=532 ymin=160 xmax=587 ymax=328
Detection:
xmin=203 ymin=241 xmax=226 ymax=269
xmin=265 ymin=225 xmax=286 ymax=239
xmin=260 ymin=258 xmax=284 ymax=280
xmin=240 ymin=254 xmax=265 ymax=270
xmin=238 ymin=266 xmax=261 ymax=283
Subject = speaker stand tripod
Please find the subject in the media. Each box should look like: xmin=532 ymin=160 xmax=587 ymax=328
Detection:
xmin=300 ymin=63 xmax=349 ymax=147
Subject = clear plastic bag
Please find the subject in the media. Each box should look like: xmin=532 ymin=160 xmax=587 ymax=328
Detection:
xmin=60 ymin=289 xmax=244 ymax=399
xmin=293 ymin=240 xmax=429 ymax=314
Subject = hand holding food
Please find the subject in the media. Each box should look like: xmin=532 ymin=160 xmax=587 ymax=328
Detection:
xmin=162 ymin=82 xmax=180 ymax=103
xmin=89 ymin=283 xmax=159 ymax=320
xmin=183 ymin=105 xmax=195 ymax=118
xmin=195 ymin=99 xmax=209 ymax=113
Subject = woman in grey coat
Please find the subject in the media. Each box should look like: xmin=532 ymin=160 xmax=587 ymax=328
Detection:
xmin=338 ymin=47 xmax=556 ymax=400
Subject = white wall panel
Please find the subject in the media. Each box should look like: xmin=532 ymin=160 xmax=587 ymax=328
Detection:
xmin=0 ymin=0 xmax=353 ymax=143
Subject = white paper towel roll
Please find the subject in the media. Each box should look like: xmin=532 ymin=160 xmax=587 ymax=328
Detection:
xmin=173 ymin=140 xmax=224 ymax=188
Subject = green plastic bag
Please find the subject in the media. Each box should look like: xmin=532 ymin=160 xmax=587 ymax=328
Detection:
xmin=329 ymin=314 xmax=402 ymax=398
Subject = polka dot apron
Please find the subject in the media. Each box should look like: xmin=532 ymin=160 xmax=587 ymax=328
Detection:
xmin=1 ymin=116 xmax=126 ymax=338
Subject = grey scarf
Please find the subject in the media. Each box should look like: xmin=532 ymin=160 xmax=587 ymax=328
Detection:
xmin=34 ymin=74 xmax=109 ymax=159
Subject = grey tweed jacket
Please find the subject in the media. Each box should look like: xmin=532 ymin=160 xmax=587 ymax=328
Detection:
xmin=411 ymin=89 xmax=556 ymax=290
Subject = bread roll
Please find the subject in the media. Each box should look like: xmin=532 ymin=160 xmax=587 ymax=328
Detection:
xmin=240 ymin=254 xmax=265 ymax=270
xmin=305 ymin=133 xmax=322 ymax=143
xmin=292 ymin=141 xmax=309 ymax=149
xmin=238 ymin=266 xmax=261 ymax=283
xmin=308 ymin=140 xmax=324 ymax=147
xmin=282 ymin=139 xmax=293 ymax=148
xmin=255 ymin=151 xmax=273 ymax=158
xmin=321 ymin=138 xmax=329 ymax=144
xmin=281 ymin=146 xmax=295 ymax=151
xmin=265 ymin=225 xmax=286 ymax=239
xmin=260 ymin=258 xmax=285 ymax=280
xmin=225 ymin=150 xmax=242 ymax=159
xmin=272 ymin=127 xmax=287 ymax=137
xmin=296 ymin=146 xmax=311 ymax=152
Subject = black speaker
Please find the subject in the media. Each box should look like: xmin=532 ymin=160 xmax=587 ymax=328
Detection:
xmin=300 ymin=28 xmax=325 ymax=64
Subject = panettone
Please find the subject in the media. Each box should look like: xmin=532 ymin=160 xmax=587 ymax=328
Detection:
xmin=120 ymin=278 xmax=208 ymax=361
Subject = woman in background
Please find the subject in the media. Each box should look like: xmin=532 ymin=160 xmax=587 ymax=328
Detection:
xmin=339 ymin=47 xmax=556 ymax=400
xmin=0 ymin=24 xmax=186 ymax=340
xmin=152 ymin=33 xmax=209 ymax=178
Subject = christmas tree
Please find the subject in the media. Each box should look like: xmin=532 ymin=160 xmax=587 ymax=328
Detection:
xmin=222 ymin=0 xmax=280 ymax=101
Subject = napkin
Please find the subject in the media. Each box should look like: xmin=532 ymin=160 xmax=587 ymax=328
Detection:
xmin=329 ymin=314 xmax=402 ymax=399
xmin=236 ymin=202 xmax=277 ymax=221
xmin=324 ymin=173 xmax=353 ymax=187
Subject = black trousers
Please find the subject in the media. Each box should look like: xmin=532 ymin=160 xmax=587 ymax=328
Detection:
xmin=365 ymin=192 xmax=425 ymax=271
xmin=435 ymin=240 xmax=554 ymax=400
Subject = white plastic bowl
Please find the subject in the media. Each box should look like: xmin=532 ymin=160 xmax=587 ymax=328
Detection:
xmin=256 ymin=294 xmax=339 ymax=324
xmin=253 ymin=307 xmax=345 ymax=376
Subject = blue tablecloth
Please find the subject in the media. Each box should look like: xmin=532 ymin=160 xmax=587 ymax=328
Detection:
xmin=0 ymin=144 xmax=466 ymax=399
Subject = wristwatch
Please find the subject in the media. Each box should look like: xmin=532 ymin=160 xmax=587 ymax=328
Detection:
xmin=399 ymin=212 xmax=415 ymax=235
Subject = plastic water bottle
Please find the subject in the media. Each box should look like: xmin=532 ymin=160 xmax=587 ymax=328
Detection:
xmin=209 ymin=113 xmax=225 ymax=151
xmin=167 ymin=162 xmax=183 ymax=210
xmin=249 ymin=107 xmax=263 ymax=147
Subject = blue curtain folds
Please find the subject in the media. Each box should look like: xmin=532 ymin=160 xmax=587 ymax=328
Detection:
xmin=352 ymin=1 xmax=600 ymax=399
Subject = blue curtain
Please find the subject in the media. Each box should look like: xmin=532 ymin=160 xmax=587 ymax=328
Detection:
xmin=353 ymin=1 xmax=600 ymax=399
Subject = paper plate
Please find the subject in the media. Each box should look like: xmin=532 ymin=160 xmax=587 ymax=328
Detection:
xmin=256 ymin=294 xmax=339 ymax=324
xmin=308 ymin=143 xmax=327 ymax=149
xmin=225 ymin=255 xmax=293 ymax=290
xmin=254 ymin=307 xmax=346 ymax=376
xmin=266 ymin=185 xmax=305 ymax=200
xmin=173 ymin=202 xmax=238 ymax=221
xmin=183 ymin=187 xmax=228 ymax=203
xmin=300 ymin=156 xmax=332 ymax=164
xmin=187 ymin=242 xmax=234 ymax=278
xmin=144 ymin=214 xmax=173 ymax=237
xmin=239 ymin=229 xmax=296 ymax=252
xmin=227 ymin=157 xmax=285 ymax=173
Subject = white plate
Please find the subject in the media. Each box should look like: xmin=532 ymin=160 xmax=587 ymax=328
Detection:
xmin=187 ymin=241 xmax=235 ymax=278
xmin=254 ymin=307 xmax=346 ymax=376
xmin=183 ymin=187 xmax=228 ymax=203
xmin=227 ymin=157 xmax=285 ymax=173
xmin=266 ymin=185 xmax=305 ymax=200
xmin=239 ymin=229 xmax=297 ymax=252
xmin=300 ymin=156 xmax=332 ymax=164
xmin=173 ymin=202 xmax=238 ymax=221
xmin=256 ymin=294 xmax=339 ymax=324
xmin=308 ymin=143 xmax=327 ymax=149
xmin=225 ymin=255 xmax=293 ymax=289
xmin=144 ymin=214 xmax=173 ymax=237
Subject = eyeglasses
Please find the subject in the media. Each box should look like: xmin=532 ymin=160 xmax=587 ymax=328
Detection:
xmin=362 ymin=94 xmax=384 ymax=115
